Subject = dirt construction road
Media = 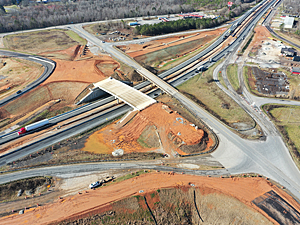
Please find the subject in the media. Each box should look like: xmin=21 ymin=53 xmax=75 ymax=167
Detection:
xmin=1 ymin=172 xmax=299 ymax=224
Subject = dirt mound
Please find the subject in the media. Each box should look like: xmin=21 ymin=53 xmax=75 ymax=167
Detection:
xmin=2 ymin=173 xmax=299 ymax=224
xmin=59 ymin=188 xmax=271 ymax=225
xmin=82 ymin=103 xmax=212 ymax=156
xmin=2 ymin=82 xmax=88 ymax=119
xmin=246 ymin=25 xmax=271 ymax=56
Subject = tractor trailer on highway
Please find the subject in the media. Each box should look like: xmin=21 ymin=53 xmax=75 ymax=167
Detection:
xmin=18 ymin=119 xmax=49 ymax=135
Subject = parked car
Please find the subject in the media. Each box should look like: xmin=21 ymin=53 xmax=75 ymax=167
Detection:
xmin=89 ymin=181 xmax=102 ymax=189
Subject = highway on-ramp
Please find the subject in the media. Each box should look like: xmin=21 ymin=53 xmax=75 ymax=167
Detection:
xmin=68 ymin=0 xmax=300 ymax=201
xmin=2 ymin=0 xmax=300 ymax=203
xmin=0 ymin=50 xmax=56 ymax=109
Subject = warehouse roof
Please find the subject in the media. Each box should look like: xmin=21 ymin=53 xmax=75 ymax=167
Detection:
xmin=284 ymin=16 xmax=294 ymax=29
xmin=94 ymin=77 xmax=156 ymax=110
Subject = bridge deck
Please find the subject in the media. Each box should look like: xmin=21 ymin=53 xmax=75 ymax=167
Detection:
xmin=94 ymin=78 xmax=156 ymax=110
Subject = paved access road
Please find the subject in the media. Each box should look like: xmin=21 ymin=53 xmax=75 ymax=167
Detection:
xmin=2 ymin=0 xmax=300 ymax=203
xmin=0 ymin=50 xmax=56 ymax=108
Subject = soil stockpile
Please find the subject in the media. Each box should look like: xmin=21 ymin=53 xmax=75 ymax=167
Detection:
xmin=83 ymin=103 xmax=213 ymax=156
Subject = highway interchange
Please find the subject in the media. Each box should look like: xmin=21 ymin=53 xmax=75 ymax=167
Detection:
xmin=2 ymin=0 xmax=300 ymax=204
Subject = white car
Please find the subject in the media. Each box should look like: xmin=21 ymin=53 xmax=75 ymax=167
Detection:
xmin=89 ymin=181 xmax=101 ymax=189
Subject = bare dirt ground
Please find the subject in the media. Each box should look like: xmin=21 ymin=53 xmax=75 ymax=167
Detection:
xmin=83 ymin=102 xmax=213 ymax=157
xmin=1 ymin=172 xmax=299 ymax=224
xmin=0 ymin=44 xmax=122 ymax=134
xmin=117 ymin=27 xmax=226 ymax=73
xmin=123 ymin=28 xmax=226 ymax=58
xmin=244 ymin=25 xmax=300 ymax=100
xmin=0 ymin=57 xmax=43 ymax=101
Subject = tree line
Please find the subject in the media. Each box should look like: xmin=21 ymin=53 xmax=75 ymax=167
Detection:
xmin=0 ymin=0 xmax=258 ymax=33
xmin=135 ymin=17 xmax=226 ymax=35
xmin=135 ymin=2 xmax=253 ymax=36
xmin=0 ymin=0 xmax=194 ymax=33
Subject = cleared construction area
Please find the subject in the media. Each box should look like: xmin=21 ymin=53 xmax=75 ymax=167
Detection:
xmin=94 ymin=77 xmax=156 ymax=110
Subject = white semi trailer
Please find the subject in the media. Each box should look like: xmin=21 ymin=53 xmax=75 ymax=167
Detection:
xmin=18 ymin=119 xmax=49 ymax=135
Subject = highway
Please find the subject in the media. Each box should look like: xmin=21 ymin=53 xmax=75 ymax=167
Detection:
xmin=2 ymin=0 xmax=300 ymax=203
xmin=68 ymin=0 xmax=300 ymax=201
xmin=263 ymin=2 xmax=300 ymax=49
xmin=0 ymin=51 xmax=56 ymax=109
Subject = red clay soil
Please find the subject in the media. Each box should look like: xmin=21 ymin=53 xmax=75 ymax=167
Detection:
xmin=123 ymin=27 xmax=227 ymax=58
xmin=1 ymin=172 xmax=299 ymax=225
xmin=83 ymin=103 xmax=211 ymax=155
xmin=246 ymin=25 xmax=271 ymax=55
xmin=44 ymin=59 xmax=106 ymax=85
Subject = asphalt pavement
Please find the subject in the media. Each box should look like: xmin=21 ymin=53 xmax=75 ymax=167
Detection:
xmin=2 ymin=0 xmax=300 ymax=203
xmin=0 ymin=50 xmax=56 ymax=109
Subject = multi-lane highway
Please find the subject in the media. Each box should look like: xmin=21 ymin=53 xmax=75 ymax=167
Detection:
xmin=67 ymin=0 xmax=300 ymax=201
xmin=2 ymin=0 xmax=300 ymax=203
xmin=0 ymin=51 xmax=56 ymax=109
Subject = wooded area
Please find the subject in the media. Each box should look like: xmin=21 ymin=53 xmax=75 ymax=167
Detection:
xmin=135 ymin=2 xmax=252 ymax=35
xmin=0 ymin=0 xmax=257 ymax=33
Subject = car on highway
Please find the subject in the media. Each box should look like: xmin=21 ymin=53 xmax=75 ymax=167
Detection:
xmin=16 ymin=90 xmax=22 ymax=94
xmin=89 ymin=181 xmax=102 ymax=189
xmin=102 ymin=41 xmax=105 ymax=43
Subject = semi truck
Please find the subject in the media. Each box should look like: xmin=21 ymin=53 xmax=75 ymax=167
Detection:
xmin=18 ymin=119 xmax=49 ymax=135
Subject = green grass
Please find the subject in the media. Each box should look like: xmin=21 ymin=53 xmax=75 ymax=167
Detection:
xmin=3 ymin=29 xmax=81 ymax=54
xmin=226 ymin=64 xmax=239 ymax=91
xmin=217 ymin=70 xmax=227 ymax=89
xmin=157 ymin=35 xmax=222 ymax=71
xmin=109 ymin=170 xmax=150 ymax=185
xmin=137 ymin=136 xmax=151 ymax=148
xmin=178 ymin=59 xmax=254 ymax=128
xmin=64 ymin=30 xmax=87 ymax=45
xmin=265 ymin=104 xmax=300 ymax=167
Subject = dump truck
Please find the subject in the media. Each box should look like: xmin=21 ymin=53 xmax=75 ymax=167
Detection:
xmin=18 ymin=119 xmax=49 ymax=135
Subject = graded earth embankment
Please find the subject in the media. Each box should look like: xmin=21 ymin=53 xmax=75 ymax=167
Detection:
xmin=1 ymin=173 xmax=299 ymax=224
xmin=83 ymin=103 xmax=212 ymax=156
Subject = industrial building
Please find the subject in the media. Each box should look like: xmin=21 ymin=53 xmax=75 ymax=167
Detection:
xmin=281 ymin=47 xmax=297 ymax=57
xmin=283 ymin=16 xmax=295 ymax=29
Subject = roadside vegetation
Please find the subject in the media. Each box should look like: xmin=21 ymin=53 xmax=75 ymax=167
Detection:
xmin=263 ymin=104 xmax=300 ymax=167
xmin=178 ymin=60 xmax=256 ymax=133
xmin=226 ymin=63 xmax=239 ymax=91
xmin=135 ymin=17 xmax=226 ymax=36
xmin=0 ymin=176 xmax=52 ymax=203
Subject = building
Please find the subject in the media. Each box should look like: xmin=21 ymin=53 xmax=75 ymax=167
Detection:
xmin=293 ymin=56 xmax=300 ymax=62
xmin=291 ymin=67 xmax=300 ymax=75
xmin=281 ymin=47 xmax=297 ymax=57
xmin=284 ymin=16 xmax=295 ymax=29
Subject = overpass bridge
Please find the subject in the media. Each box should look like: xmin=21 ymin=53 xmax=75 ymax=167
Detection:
xmin=94 ymin=77 xmax=156 ymax=111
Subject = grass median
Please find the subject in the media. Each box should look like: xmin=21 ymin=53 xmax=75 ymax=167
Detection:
xmin=226 ymin=64 xmax=239 ymax=91
xmin=178 ymin=59 xmax=255 ymax=130
xmin=263 ymin=104 xmax=300 ymax=167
